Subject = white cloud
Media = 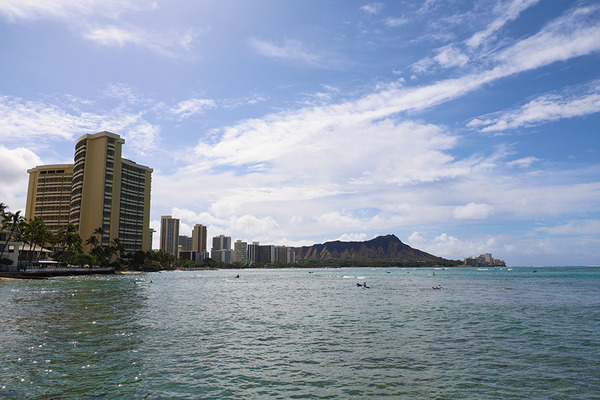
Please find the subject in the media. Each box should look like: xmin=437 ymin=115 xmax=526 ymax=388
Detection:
xmin=0 ymin=95 xmax=93 ymax=145
xmin=0 ymin=1 xmax=198 ymax=57
xmin=170 ymin=98 xmax=217 ymax=120
xmin=0 ymin=145 xmax=41 ymax=185
xmin=0 ymin=94 xmax=162 ymax=156
xmin=493 ymin=5 xmax=600 ymax=74
xmin=407 ymin=231 xmax=503 ymax=260
xmin=466 ymin=0 xmax=540 ymax=48
xmin=166 ymin=206 xmax=285 ymax=244
xmin=102 ymin=83 xmax=142 ymax=103
xmin=83 ymin=25 xmax=199 ymax=57
xmin=538 ymin=220 xmax=600 ymax=236
xmin=454 ymin=202 xmax=494 ymax=220
xmin=249 ymin=38 xmax=321 ymax=65
xmin=410 ymin=57 xmax=435 ymax=74
xmin=84 ymin=24 xmax=141 ymax=47
xmin=0 ymin=0 xmax=145 ymax=22
xmin=336 ymin=233 xmax=368 ymax=242
xmin=0 ymin=145 xmax=42 ymax=210
xmin=122 ymin=120 xmax=160 ymax=155
xmin=384 ymin=17 xmax=408 ymax=27
xmin=433 ymin=45 xmax=469 ymax=69
xmin=413 ymin=3 xmax=600 ymax=77
xmin=507 ymin=156 xmax=539 ymax=168
xmin=228 ymin=215 xmax=281 ymax=240
xmin=360 ymin=3 xmax=384 ymax=15
xmin=468 ymin=80 xmax=600 ymax=132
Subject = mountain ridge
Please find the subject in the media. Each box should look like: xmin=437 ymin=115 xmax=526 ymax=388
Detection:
xmin=294 ymin=234 xmax=441 ymax=261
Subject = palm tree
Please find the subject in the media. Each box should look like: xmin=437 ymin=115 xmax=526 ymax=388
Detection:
xmin=0 ymin=210 xmax=24 ymax=262
xmin=93 ymin=227 xmax=106 ymax=246
xmin=63 ymin=224 xmax=82 ymax=256
xmin=0 ymin=203 xmax=8 ymax=263
xmin=52 ymin=228 xmax=68 ymax=265
xmin=21 ymin=217 xmax=49 ymax=264
xmin=38 ymin=227 xmax=54 ymax=262
xmin=110 ymin=237 xmax=125 ymax=260
xmin=85 ymin=234 xmax=99 ymax=249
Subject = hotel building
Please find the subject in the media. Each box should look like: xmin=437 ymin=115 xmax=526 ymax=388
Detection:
xmin=211 ymin=235 xmax=232 ymax=263
xmin=179 ymin=235 xmax=193 ymax=252
xmin=25 ymin=164 xmax=73 ymax=232
xmin=160 ymin=215 xmax=180 ymax=257
xmin=26 ymin=131 xmax=153 ymax=254
xmin=192 ymin=224 xmax=208 ymax=253
xmin=247 ymin=242 xmax=260 ymax=264
xmin=233 ymin=240 xmax=248 ymax=263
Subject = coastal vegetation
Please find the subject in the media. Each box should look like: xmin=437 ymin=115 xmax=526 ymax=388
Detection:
xmin=0 ymin=202 xmax=176 ymax=271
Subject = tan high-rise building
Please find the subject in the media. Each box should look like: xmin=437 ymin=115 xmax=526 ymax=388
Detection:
xmin=160 ymin=215 xmax=180 ymax=256
xmin=192 ymin=224 xmax=207 ymax=253
xmin=233 ymin=240 xmax=248 ymax=263
xmin=25 ymin=164 xmax=74 ymax=232
xmin=25 ymin=131 xmax=153 ymax=254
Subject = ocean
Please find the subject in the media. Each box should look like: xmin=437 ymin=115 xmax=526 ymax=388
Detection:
xmin=1 ymin=267 xmax=599 ymax=399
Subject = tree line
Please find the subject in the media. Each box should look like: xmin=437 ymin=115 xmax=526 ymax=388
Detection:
xmin=0 ymin=202 xmax=175 ymax=271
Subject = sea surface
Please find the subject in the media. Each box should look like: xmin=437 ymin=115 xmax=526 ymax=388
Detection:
xmin=1 ymin=267 xmax=599 ymax=399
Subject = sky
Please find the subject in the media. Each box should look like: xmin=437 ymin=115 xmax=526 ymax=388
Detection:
xmin=1 ymin=0 xmax=599 ymax=266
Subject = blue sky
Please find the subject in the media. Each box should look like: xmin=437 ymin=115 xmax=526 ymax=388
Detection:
xmin=1 ymin=0 xmax=599 ymax=265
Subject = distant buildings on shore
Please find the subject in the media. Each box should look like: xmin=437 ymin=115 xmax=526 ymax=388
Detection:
xmin=159 ymin=216 xmax=295 ymax=265
xmin=21 ymin=130 xmax=294 ymax=266
xmin=463 ymin=253 xmax=506 ymax=267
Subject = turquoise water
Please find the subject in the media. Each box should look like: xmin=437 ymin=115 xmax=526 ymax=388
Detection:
xmin=1 ymin=267 xmax=599 ymax=399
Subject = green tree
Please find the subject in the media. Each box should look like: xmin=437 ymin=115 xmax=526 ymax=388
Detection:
xmin=70 ymin=253 xmax=95 ymax=267
xmin=20 ymin=217 xmax=50 ymax=264
xmin=110 ymin=237 xmax=125 ymax=260
xmin=85 ymin=234 xmax=99 ymax=249
xmin=63 ymin=224 xmax=83 ymax=257
xmin=131 ymin=250 xmax=147 ymax=269
xmin=0 ymin=209 xmax=24 ymax=261
xmin=92 ymin=227 xmax=106 ymax=248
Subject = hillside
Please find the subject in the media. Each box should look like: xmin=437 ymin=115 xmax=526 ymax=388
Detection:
xmin=294 ymin=234 xmax=441 ymax=261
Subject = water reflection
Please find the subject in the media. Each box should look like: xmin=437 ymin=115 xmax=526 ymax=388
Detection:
xmin=0 ymin=274 xmax=150 ymax=398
